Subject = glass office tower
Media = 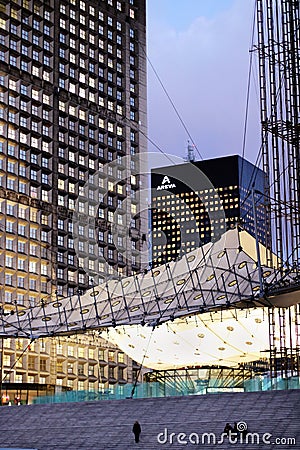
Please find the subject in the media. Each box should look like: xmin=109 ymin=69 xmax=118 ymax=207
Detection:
xmin=0 ymin=0 xmax=147 ymax=400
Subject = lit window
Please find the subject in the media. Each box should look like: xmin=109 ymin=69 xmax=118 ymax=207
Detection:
xmin=9 ymin=55 xmax=17 ymax=66
xmin=32 ymin=66 xmax=39 ymax=77
xmin=42 ymin=189 xmax=49 ymax=202
xmin=0 ymin=18 xmax=6 ymax=30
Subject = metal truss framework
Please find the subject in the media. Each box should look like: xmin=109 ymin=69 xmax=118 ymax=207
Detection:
xmin=268 ymin=304 xmax=300 ymax=377
xmin=256 ymin=0 xmax=300 ymax=376
xmin=0 ymin=228 xmax=300 ymax=341
xmin=256 ymin=0 xmax=300 ymax=265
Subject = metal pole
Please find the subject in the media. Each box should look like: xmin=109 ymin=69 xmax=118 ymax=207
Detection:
xmin=252 ymin=188 xmax=264 ymax=295
xmin=130 ymin=362 xmax=142 ymax=399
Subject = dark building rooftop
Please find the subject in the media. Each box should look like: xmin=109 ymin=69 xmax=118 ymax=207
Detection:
xmin=151 ymin=155 xmax=266 ymax=267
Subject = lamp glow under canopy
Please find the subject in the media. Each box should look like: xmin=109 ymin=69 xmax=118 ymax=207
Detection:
xmin=101 ymin=308 xmax=271 ymax=370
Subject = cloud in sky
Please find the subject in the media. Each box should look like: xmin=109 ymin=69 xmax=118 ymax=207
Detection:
xmin=147 ymin=0 xmax=261 ymax=164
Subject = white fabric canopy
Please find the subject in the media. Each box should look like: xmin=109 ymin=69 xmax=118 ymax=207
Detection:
xmin=101 ymin=308 xmax=271 ymax=369
xmin=1 ymin=228 xmax=299 ymax=338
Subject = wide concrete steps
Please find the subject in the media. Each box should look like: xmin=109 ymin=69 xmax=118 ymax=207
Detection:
xmin=0 ymin=390 xmax=299 ymax=449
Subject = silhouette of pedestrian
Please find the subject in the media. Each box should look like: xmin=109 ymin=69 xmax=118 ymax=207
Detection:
xmin=132 ymin=420 xmax=141 ymax=443
xmin=223 ymin=423 xmax=233 ymax=436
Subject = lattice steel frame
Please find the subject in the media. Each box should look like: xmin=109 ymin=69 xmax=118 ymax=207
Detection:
xmin=268 ymin=305 xmax=300 ymax=377
xmin=256 ymin=0 xmax=300 ymax=377
xmin=256 ymin=0 xmax=300 ymax=266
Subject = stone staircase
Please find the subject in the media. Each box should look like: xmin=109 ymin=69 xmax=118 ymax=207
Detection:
xmin=0 ymin=390 xmax=299 ymax=449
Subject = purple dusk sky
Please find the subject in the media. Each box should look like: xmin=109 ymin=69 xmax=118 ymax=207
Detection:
xmin=146 ymin=0 xmax=261 ymax=165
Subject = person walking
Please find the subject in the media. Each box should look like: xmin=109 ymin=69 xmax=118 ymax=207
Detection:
xmin=132 ymin=420 xmax=141 ymax=443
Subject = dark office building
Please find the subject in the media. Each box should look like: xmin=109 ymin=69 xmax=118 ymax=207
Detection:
xmin=151 ymin=155 xmax=266 ymax=266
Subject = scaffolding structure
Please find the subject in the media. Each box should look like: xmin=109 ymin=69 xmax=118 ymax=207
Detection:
xmin=256 ymin=0 xmax=300 ymax=377
xmin=256 ymin=0 xmax=300 ymax=265
xmin=268 ymin=305 xmax=300 ymax=377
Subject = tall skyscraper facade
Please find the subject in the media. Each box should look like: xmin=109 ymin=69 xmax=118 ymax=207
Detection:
xmin=151 ymin=155 xmax=266 ymax=266
xmin=0 ymin=0 xmax=147 ymax=400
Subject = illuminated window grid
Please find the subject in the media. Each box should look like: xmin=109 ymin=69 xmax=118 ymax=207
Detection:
xmin=152 ymin=176 xmax=245 ymax=266
xmin=0 ymin=0 xmax=147 ymax=390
